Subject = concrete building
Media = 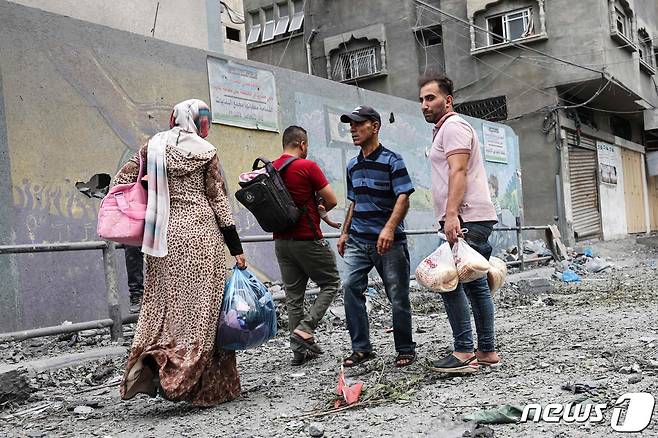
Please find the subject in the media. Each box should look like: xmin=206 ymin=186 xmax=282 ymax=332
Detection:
xmin=242 ymin=0 xmax=444 ymax=101
xmin=6 ymin=0 xmax=227 ymax=53
xmin=244 ymin=0 xmax=658 ymax=244
xmin=221 ymin=0 xmax=248 ymax=59
xmin=436 ymin=0 xmax=658 ymax=243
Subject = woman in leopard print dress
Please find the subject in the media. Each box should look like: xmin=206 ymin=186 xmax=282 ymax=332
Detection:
xmin=116 ymin=100 xmax=246 ymax=406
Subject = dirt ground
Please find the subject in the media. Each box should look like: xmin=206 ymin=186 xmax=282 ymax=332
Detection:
xmin=1 ymin=237 xmax=658 ymax=437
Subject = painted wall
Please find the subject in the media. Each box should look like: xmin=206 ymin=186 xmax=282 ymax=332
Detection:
xmin=7 ymin=0 xmax=224 ymax=52
xmin=0 ymin=1 xmax=521 ymax=332
xmin=597 ymin=142 xmax=629 ymax=240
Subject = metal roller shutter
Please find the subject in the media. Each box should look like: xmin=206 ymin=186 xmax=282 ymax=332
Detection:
xmin=567 ymin=132 xmax=601 ymax=240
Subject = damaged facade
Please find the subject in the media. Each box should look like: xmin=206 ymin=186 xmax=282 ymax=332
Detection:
xmin=244 ymin=0 xmax=658 ymax=244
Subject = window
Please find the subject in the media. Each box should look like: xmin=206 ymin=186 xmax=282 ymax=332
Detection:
xmin=611 ymin=115 xmax=632 ymax=141
xmin=416 ymin=25 xmax=442 ymax=47
xmin=289 ymin=0 xmax=304 ymax=32
xmin=247 ymin=11 xmax=260 ymax=44
xmin=333 ymin=46 xmax=380 ymax=81
xmin=639 ymin=30 xmax=656 ymax=73
xmin=487 ymin=8 xmax=533 ymax=46
xmin=274 ymin=2 xmax=289 ymax=36
xmin=454 ymin=96 xmax=508 ymax=122
xmin=615 ymin=7 xmax=629 ymax=37
xmin=609 ymin=2 xmax=636 ymax=51
xmin=226 ymin=27 xmax=241 ymax=42
xmin=274 ymin=16 xmax=289 ymax=36
xmin=289 ymin=11 xmax=304 ymax=32
xmin=262 ymin=8 xmax=275 ymax=42
xmin=247 ymin=24 xmax=261 ymax=44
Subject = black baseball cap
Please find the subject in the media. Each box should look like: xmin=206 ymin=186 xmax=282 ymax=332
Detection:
xmin=340 ymin=105 xmax=381 ymax=124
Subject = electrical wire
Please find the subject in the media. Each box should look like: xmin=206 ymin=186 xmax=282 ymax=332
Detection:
xmin=220 ymin=1 xmax=245 ymax=24
xmin=414 ymin=4 xmax=653 ymax=115
xmin=412 ymin=0 xmax=605 ymax=75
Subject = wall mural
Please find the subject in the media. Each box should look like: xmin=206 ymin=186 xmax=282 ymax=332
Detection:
xmin=293 ymin=92 xmax=522 ymax=273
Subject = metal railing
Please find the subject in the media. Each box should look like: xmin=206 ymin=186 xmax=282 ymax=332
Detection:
xmin=0 ymin=223 xmax=552 ymax=343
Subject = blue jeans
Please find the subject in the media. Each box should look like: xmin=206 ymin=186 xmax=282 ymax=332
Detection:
xmin=439 ymin=222 xmax=496 ymax=353
xmin=341 ymin=237 xmax=415 ymax=354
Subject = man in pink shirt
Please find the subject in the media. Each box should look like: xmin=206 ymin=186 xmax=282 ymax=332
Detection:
xmin=419 ymin=73 xmax=500 ymax=373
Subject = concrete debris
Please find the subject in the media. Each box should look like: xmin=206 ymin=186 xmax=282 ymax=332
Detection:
xmin=1 ymin=237 xmax=658 ymax=437
xmin=0 ymin=368 xmax=35 ymax=404
xmin=516 ymin=277 xmax=555 ymax=294
xmin=72 ymin=405 xmax=94 ymax=415
xmin=308 ymin=422 xmax=325 ymax=437
xmin=628 ymin=375 xmax=643 ymax=384
xmin=619 ymin=363 xmax=641 ymax=374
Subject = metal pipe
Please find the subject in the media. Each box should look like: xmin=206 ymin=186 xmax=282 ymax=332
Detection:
xmin=102 ymin=242 xmax=123 ymax=341
xmin=306 ymin=28 xmax=318 ymax=74
xmin=0 ymin=226 xmax=552 ymax=250
xmin=0 ymin=241 xmax=108 ymax=254
xmin=0 ymin=313 xmax=140 ymax=343
xmin=0 ymin=319 xmax=114 ymax=343
xmin=516 ymin=216 xmax=525 ymax=271
xmin=506 ymin=255 xmax=552 ymax=266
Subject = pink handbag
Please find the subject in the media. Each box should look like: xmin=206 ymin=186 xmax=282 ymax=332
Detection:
xmin=97 ymin=152 xmax=147 ymax=246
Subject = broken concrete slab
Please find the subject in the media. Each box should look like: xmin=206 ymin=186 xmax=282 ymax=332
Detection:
xmin=0 ymin=367 xmax=35 ymax=404
xmin=515 ymin=277 xmax=556 ymax=295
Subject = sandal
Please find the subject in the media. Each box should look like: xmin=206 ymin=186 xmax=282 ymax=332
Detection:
xmin=395 ymin=351 xmax=417 ymax=368
xmin=343 ymin=351 xmax=375 ymax=367
xmin=290 ymin=332 xmax=324 ymax=355
xmin=291 ymin=350 xmax=319 ymax=366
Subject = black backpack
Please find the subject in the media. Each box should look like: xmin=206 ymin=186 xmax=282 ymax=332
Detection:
xmin=235 ymin=157 xmax=302 ymax=233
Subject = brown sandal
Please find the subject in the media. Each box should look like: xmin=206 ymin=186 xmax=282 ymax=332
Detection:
xmin=395 ymin=351 xmax=417 ymax=368
xmin=343 ymin=351 xmax=375 ymax=367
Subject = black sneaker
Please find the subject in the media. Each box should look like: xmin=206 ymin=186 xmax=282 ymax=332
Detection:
xmin=428 ymin=353 xmax=479 ymax=374
xmin=129 ymin=295 xmax=142 ymax=314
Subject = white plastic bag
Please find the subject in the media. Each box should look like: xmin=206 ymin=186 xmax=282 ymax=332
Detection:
xmin=487 ymin=256 xmax=507 ymax=293
xmin=452 ymin=238 xmax=491 ymax=283
xmin=415 ymin=242 xmax=459 ymax=292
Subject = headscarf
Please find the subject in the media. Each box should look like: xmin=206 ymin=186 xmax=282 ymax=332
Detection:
xmin=142 ymin=99 xmax=218 ymax=257
xmin=167 ymin=99 xmax=216 ymax=156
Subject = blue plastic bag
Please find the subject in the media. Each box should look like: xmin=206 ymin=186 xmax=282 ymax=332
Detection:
xmin=216 ymin=267 xmax=277 ymax=350
xmin=561 ymin=269 xmax=581 ymax=283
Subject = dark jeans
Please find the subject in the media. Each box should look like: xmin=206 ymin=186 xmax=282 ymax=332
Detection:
xmin=341 ymin=237 xmax=415 ymax=354
xmin=275 ymin=239 xmax=340 ymax=353
xmin=439 ymin=221 xmax=496 ymax=353
xmin=124 ymin=245 xmax=144 ymax=299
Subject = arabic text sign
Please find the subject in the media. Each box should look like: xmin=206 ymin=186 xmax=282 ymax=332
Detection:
xmin=483 ymin=123 xmax=508 ymax=164
xmin=207 ymin=57 xmax=279 ymax=132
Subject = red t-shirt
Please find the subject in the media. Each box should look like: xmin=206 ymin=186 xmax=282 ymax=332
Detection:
xmin=272 ymin=154 xmax=329 ymax=240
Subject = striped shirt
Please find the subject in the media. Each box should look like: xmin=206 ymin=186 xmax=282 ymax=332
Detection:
xmin=346 ymin=145 xmax=415 ymax=242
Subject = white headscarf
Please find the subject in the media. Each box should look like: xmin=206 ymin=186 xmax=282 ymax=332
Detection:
xmin=167 ymin=99 xmax=216 ymax=156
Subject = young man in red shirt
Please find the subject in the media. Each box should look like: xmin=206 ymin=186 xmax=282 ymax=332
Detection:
xmin=273 ymin=125 xmax=340 ymax=366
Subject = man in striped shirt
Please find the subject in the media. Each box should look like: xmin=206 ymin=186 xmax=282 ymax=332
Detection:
xmin=336 ymin=105 xmax=417 ymax=368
